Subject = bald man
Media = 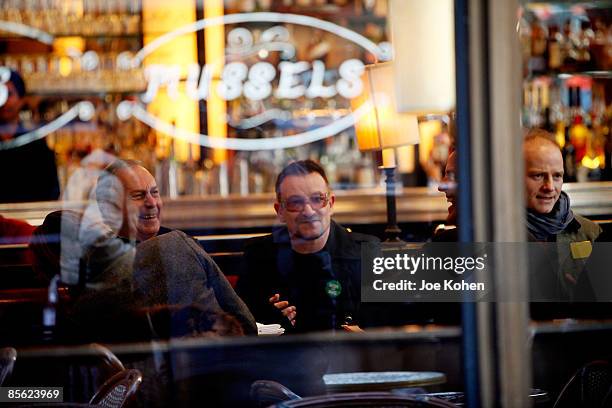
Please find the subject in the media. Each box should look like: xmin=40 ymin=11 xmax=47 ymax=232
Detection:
xmin=524 ymin=129 xmax=601 ymax=243
xmin=524 ymin=129 xmax=601 ymax=302
xmin=71 ymin=159 xmax=257 ymax=339
xmin=107 ymin=160 xmax=166 ymax=242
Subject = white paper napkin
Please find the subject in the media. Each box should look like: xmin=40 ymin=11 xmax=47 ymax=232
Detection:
xmin=257 ymin=322 xmax=285 ymax=336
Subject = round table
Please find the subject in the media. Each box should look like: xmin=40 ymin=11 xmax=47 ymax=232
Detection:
xmin=323 ymin=371 xmax=447 ymax=393
xmin=397 ymin=389 xmax=549 ymax=406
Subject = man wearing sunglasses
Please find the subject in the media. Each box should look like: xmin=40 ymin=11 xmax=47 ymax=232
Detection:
xmin=238 ymin=159 xmax=378 ymax=333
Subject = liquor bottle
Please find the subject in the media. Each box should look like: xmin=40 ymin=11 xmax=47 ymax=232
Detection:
xmin=561 ymin=19 xmax=577 ymax=72
xmin=547 ymin=23 xmax=563 ymax=72
xmin=569 ymin=86 xmax=593 ymax=182
xmin=181 ymin=145 xmax=197 ymax=196
xmin=563 ymin=137 xmax=577 ymax=183
xmin=549 ymin=84 xmax=566 ymax=147
xmin=604 ymin=24 xmax=612 ymax=71
xmin=569 ymin=87 xmax=588 ymax=160
xmin=578 ymin=20 xmax=595 ymax=71
xmin=519 ymin=15 xmax=532 ymax=77
xmin=168 ymin=135 xmax=179 ymax=199
xmin=562 ymin=87 xmax=577 ymax=182
xmin=585 ymin=113 xmax=605 ymax=181
xmin=530 ymin=18 xmax=548 ymax=74
xmin=604 ymin=104 xmax=612 ymax=180
xmin=591 ymin=18 xmax=608 ymax=70
xmin=569 ymin=115 xmax=590 ymax=162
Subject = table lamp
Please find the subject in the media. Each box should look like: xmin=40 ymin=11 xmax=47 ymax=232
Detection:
xmin=353 ymin=0 xmax=456 ymax=241
xmin=352 ymin=61 xmax=420 ymax=242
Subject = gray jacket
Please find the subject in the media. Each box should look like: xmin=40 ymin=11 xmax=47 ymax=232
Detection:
xmin=72 ymin=230 xmax=257 ymax=338
xmin=133 ymin=230 xmax=256 ymax=334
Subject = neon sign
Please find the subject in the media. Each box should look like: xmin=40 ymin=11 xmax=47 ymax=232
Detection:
xmin=0 ymin=13 xmax=392 ymax=152
xmin=123 ymin=12 xmax=391 ymax=150
xmin=0 ymin=20 xmax=54 ymax=45
xmin=141 ymin=57 xmax=365 ymax=103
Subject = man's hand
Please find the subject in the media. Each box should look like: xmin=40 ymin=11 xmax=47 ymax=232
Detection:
xmin=269 ymin=293 xmax=296 ymax=326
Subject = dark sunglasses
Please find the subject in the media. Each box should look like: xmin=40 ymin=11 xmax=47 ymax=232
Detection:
xmin=280 ymin=192 xmax=330 ymax=212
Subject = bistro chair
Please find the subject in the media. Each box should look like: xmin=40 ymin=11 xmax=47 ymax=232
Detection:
xmin=8 ymin=343 xmax=125 ymax=403
xmin=0 ymin=347 xmax=16 ymax=385
xmin=553 ymin=360 xmax=612 ymax=408
xmin=89 ymin=369 xmax=142 ymax=408
xmin=323 ymin=371 xmax=446 ymax=393
xmin=250 ymin=379 xmax=302 ymax=407
xmin=269 ymin=392 xmax=459 ymax=407
xmin=393 ymin=389 xmax=550 ymax=407
xmin=88 ymin=344 xmax=125 ymax=373
xmin=13 ymin=370 xmax=141 ymax=408
xmin=14 ymin=404 xmax=93 ymax=407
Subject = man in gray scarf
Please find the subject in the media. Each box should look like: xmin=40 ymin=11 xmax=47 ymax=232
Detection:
xmin=524 ymin=129 xmax=601 ymax=299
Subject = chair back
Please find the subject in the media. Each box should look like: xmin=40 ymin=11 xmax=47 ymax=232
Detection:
xmin=89 ymin=369 xmax=142 ymax=408
xmin=250 ymin=380 xmax=302 ymax=407
xmin=88 ymin=343 xmax=124 ymax=373
xmin=11 ymin=404 xmax=93 ymax=407
xmin=553 ymin=360 xmax=612 ymax=408
xmin=0 ymin=347 xmax=16 ymax=385
xmin=8 ymin=343 xmax=124 ymax=403
xmin=269 ymin=392 xmax=460 ymax=407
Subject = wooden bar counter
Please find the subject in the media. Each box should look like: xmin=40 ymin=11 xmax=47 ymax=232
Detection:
xmin=0 ymin=182 xmax=611 ymax=230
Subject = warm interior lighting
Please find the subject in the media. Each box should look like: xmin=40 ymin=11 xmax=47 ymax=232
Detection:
xmin=382 ymin=148 xmax=396 ymax=168
xmin=53 ymin=37 xmax=84 ymax=77
xmin=352 ymin=61 xmax=420 ymax=242
xmin=396 ymin=145 xmax=415 ymax=173
xmin=582 ymin=155 xmax=601 ymax=170
xmin=351 ymin=2 xmax=456 ymax=241
xmin=417 ymin=120 xmax=442 ymax=169
xmin=204 ymin=0 xmax=227 ymax=166
xmin=53 ymin=37 xmax=85 ymax=56
xmin=58 ymin=57 xmax=72 ymax=77
xmin=352 ymin=61 xmax=420 ymax=155
xmin=143 ymin=0 xmax=200 ymax=163
xmin=388 ymin=0 xmax=456 ymax=114
xmin=555 ymin=123 xmax=566 ymax=148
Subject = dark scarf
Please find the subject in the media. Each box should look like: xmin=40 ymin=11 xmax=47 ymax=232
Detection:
xmin=527 ymin=191 xmax=574 ymax=241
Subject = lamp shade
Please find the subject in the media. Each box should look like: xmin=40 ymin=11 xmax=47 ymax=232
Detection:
xmin=352 ymin=61 xmax=420 ymax=152
xmin=389 ymin=0 xmax=455 ymax=114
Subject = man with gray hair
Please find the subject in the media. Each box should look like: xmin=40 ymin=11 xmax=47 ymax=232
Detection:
xmin=66 ymin=159 xmax=257 ymax=339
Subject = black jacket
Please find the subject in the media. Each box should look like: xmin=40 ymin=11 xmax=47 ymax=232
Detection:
xmin=237 ymin=221 xmax=378 ymax=333
xmin=0 ymin=126 xmax=59 ymax=203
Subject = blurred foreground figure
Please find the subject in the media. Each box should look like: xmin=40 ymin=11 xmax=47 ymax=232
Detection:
xmin=0 ymin=69 xmax=59 ymax=203
xmin=434 ymin=150 xmax=458 ymax=242
xmin=39 ymin=160 xmax=256 ymax=341
xmin=75 ymin=160 xmax=167 ymax=285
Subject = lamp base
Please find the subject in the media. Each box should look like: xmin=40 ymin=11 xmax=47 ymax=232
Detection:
xmin=383 ymin=167 xmax=403 ymax=243
xmin=384 ymin=225 xmax=403 ymax=243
